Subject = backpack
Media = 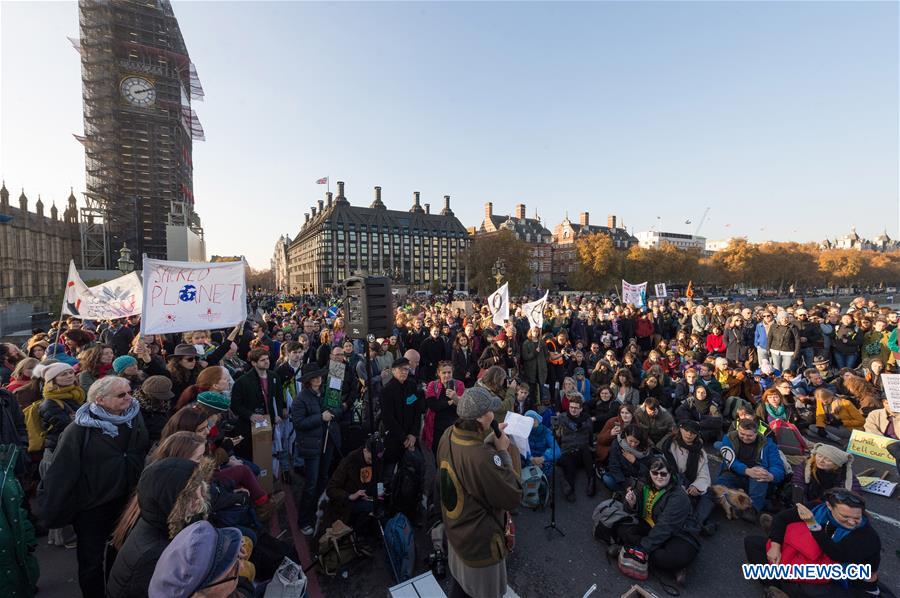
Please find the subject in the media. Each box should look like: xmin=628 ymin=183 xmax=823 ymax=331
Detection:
xmin=383 ymin=512 xmax=416 ymax=582
xmin=592 ymin=498 xmax=636 ymax=544
xmin=769 ymin=419 xmax=808 ymax=459
xmin=390 ymin=449 xmax=425 ymax=522
xmin=317 ymin=525 xmax=362 ymax=578
xmin=519 ymin=465 xmax=549 ymax=510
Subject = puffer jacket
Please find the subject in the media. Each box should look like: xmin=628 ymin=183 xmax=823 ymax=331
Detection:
xmin=107 ymin=458 xmax=200 ymax=598
xmin=38 ymin=394 xmax=82 ymax=452
xmin=291 ymin=386 xmax=339 ymax=459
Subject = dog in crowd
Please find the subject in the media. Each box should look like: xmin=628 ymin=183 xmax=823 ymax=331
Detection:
xmin=710 ymin=485 xmax=753 ymax=520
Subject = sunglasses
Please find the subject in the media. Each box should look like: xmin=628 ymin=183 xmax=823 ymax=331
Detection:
xmin=181 ymin=357 xmax=197 ymax=362
xmin=114 ymin=391 xmax=130 ymax=399
xmin=650 ymin=470 xmax=670 ymax=477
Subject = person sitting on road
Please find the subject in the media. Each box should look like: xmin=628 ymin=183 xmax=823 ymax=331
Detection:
xmin=635 ymin=397 xmax=676 ymax=444
xmin=675 ymin=385 xmax=723 ymax=444
xmin=596 ymin=403 xmax=635 ymax=466
xmin=320 ymin=435 xmax=384 ymax=535
xmin=864 ymin=397 xmax=900 ymax=476
xmin=743 ymin=490 xmax=882 ymax=598
xmin=755 ymin=388 xmax=799 ymax=427
xmin=809 ymin=388 xmax=864 ymax=442
xmin=602 ymin=423 xmax=656 ymax=493
xmin=611 ymin=456 xmax=701 ymax=586
xmin=716 ymin=417 xmax=786 ymax=522
xmin=790 ymin=443 xmax=861 ymax=506
xmin=658 ymin=420 xmax=716 ymax=536
xmin=555 ymin=392 xmax=597 ymax=500
xmin=523 ymin=409 xmax=560 ymax=478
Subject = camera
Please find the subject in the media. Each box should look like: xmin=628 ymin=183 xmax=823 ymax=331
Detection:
xmin=426 ymin=549 xmax=447 ymax=580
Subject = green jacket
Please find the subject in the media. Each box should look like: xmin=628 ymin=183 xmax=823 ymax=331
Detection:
xmin=0 ymin=445 xmax=38 ymax=597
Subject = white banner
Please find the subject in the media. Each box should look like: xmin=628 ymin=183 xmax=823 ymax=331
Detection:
xmin=142 ymin=257 xmax=247 ymax=334
xmin=522 ymin=291 xmax=548 ymax=331
xmin=622 ymin=280 xmax=648 ymax=308
xmin=654 ymin=283 xmax=667 ymax=298
xmin=488 ymin=282 xmax=509 ymax=327
xmin=882 ymin=373 xmax=900 ymax=412
xmin=61 ymin=260 xmax=142 ymax=319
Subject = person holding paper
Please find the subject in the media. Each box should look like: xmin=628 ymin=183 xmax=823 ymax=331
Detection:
xmin=423 ymin=361 xmax=464 ymax=456
xmin=230 ymin=348 xmax=285 ymax=460
xmin=864 ymin=397 xmax=900 ymax=475
xmin=555 ymin=392 xmax=597 ymax=500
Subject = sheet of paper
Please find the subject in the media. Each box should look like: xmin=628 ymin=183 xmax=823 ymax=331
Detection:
xmin=504 ymin=411 xmax=534 ymax=457
xmin=329 ymin=376 xmax=343 ymax=390
xmin=860 ymin=478 xmax=897 ymax=497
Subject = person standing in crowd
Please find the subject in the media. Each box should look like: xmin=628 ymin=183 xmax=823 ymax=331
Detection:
xmin=380 ymin=357 xmax=422 ymax=482
xmin=521 ymin=327 xmax=548 ymax=403
xmin=832 ymin=313 xmax=862 ymax=370
xmin=42 ymin=376 xmax=149 ymax=597
xmin=451 ymin=332 xmax=478 ymax=388
xmin=230 ymin=348 xmax=285 ymax=460
xmin=166 ymin=344 xmax=202 ymax=400
xmin=292 ymin=362 xmax=337 ymax=535
xmin=766 ymin=312 xmax=800 ymax=372
xmin=437 ymin=386 xmax=523 ymax=598
xmin=423 ymin=361 xmax=463 ymax=456
xmin=148 ymin=521 xmax=244 ymax=598
xmin=420 ymin=325 xmax=450 ymax=384
xmin=101 ymin=318 xmax=135 ymax=357
xmin=77 ymin=344 xmax=115 ymax=393
xmin=754 ymin=311 xmax=774 ymax=365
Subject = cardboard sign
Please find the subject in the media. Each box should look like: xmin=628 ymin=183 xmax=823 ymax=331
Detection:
xmin=251 ymin=418 xmax=274 ymax=494
xmin=846 ymin=429 xmax=899 ymax=466
xmin=857 ymin=476 xmax=897 ymax=497
xmin=881 ymin=373 xmax=900 ymax=412
xmin=451 ymin=300 xmax=474 ymax=316
xmin=654 ymin=283 xmax=667 ymax=298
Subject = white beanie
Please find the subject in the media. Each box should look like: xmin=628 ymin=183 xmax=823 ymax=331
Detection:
xmin=40 ymin=362 xmax=74 ymax=383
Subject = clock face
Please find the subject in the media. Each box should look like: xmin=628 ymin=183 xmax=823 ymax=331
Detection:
xmin=120 ymin=76 xmax=156 ymax=107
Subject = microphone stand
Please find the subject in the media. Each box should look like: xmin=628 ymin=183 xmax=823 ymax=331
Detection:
xmin=545 ymin=417 xmax=565 ymax=538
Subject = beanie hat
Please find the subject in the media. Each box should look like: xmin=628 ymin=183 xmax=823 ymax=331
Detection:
xmin=40 ymin=362 xmax=74 ymax=383
xmin=805 ymin=443 xmax=854 ymax=490
xmin=197 ymin=391 xmax=230 ymax=412
xmin=112 ymin=355 xmax=138 ymax=374
xmin=141 ymin=375 xmax=174 ymax=401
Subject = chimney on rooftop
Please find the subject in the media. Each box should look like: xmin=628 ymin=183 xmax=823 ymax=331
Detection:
xmin=410 ymin=191 xmax=424 ymax=214
xmin=326 ymin=192 xmax=332 ymax=207
xmin=608 ymin=214 xmax=617 ymax=229
xmin=515 ymin=204 xmax=526 ymax=220
xmin=424 ymin=203 xmax=430 ymax=214
xmin=580 ymin=212 xmax=589 ymax=226
xmin=311 ymin=206 xmax=317 ymax=217
xmin=318 ymin=199 xmax=324 ymax=212
xmin=441 ymin=195 xmax=454 ymax=216
xmin=305 ymin=213 xmax=310 ymax=223
xmin=335 ymin=181 xmax=346 ymax=202
xmin=485 ymin=202 xmax=493 ymax=220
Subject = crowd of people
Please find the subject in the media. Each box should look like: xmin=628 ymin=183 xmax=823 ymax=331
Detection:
xmin=0 ymin=289 xmax=897 ymax=598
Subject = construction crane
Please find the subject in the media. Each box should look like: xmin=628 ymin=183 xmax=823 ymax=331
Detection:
xmin=694 ymin=207 xmax=710 ymax=236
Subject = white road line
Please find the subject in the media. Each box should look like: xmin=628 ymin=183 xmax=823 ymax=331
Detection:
xmin=505 ymin=585 xmax=521 ymax=598
xmin=868 ymin=510 xmax=900 ymax=530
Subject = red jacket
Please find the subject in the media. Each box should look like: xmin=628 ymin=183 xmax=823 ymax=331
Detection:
xmin=705 ymin=333 xmax=726 ymax=354
xmin=636 ymin=318 xmax=654 ymax=338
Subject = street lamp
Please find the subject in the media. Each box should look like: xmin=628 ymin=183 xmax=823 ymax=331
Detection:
xmin=492 ymin=257 xmax=506 ymax=286
xmin=117 ymin=243 xmax=134 ymax=274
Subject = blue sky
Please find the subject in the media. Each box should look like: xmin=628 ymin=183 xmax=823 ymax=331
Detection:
xmin=2 ymin=1 xmax=898 ymax=268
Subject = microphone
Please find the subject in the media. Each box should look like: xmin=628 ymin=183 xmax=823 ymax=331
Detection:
xmin=490 ymin=419 xmax=502 ymax=439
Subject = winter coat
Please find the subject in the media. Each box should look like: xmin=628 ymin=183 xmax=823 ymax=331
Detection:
xmin=557 ymin=411 xmax=593 ymax=453
xmin=635 ymin=407 xmax=676 ymax=444
xmin=38 ymin=394 xmax=82 ymax=452
xmin=832 ymin=324 xmax=862 ymax=356
xmin=590 ymin=397 xmax=621 ymax=431
xmin=675 ymin=397 xmax=724 ymax=433
xmin=624 ymin=481 xmax=700 ymax=554
xmin=607 ymin=437 xmax=656 ymax=486
xmin=767 ymin=324 xmax=800 ymax=356
xmin=419 ymin=336 xmax=450 ymax=382
xmin=754 ymin=322 xmax=771 ymax=349
xmin=380 ymin=376 xmax=423 ymax=463
xmin=477 ymin=344 xmax=515 ymax=373
xmin=0 ymin=389 xmax=26 ymax=451
xmin=451 ymin=347 xmax=478 ymax=387
xmin=291 ymin=386 xmax=342 ymax=459
xmin=525 ymin=420 xmax=560 ymax=465
xmin=789 ymin=461 xmax=861 ymax=505
xmin=107 ymin=458 xmax=198 ymax=598
xmin=658 ymin=434 xmax=710 ymax=493
xmin=321 ymin=447 xmax=371 ymax=531
xmin=864 ymin=408 xmax=900 ymax=439
xmin=815 ymin=398 xmax=864 ymax=431
xmin=0 ymin=444 xmax=38 ymax=598
xmin=725 ymin=327 xmax=749 ymax=363
xmin=595 ymin=416 xmax=623 ymax=463
xmin=719 ymin=430 xmax=785 ymax=482
xmin=610 ymin=384 xmax=641 ymax=407
xmin=424 ymin=379 xmax=464 ymax=450
xmin=42 ymin=410 xmax=149 ymax=528
xmin=231 ymin=368 xmax=285 ymax=440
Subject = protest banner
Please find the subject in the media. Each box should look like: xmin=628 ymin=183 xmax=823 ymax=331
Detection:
xmin=846 ymin=429 xmax=899 ymax=466
xmin=61 ymin=260 xmax=142 ymax=319
xmin=622 ymin=280 xmax=648 ymax=308
xmin=522 ymin=291 xmax=548 ymax=330
xmin=880 ymin=373 xmax=900 ymax=412
xmin=654 ymin=283 xmax=667 ymax=298
xmin=488 ymin=283 xmax=509 ymax=326
xmin=141 ymin=257 xmax=247 ymax=335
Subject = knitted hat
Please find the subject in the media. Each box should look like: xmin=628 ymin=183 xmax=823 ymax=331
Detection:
xmin=456 ymin=386 xmax=501 ymax=419
xmin=141 ymin=375 xmax=174 ymax=401
xmin=805 ymin=443 xmax=854 ymax=490
xmin=40 ymin=362 xmax=74 ymax=383
xmin=197 ymin=391 xmax=230 ymax=412
xmin=495 ymin=330 xmax=508 ymax=342
xmin=112 ymin=355 xmax=138 ymax=374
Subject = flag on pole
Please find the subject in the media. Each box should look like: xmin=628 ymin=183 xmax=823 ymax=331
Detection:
xmin=487 ymin=283 xmax=509 ymax=327
xmin=316 ymin=177 xmax=328 ymax=185
xmin=686 ymin=280 xmax=694 ymax=299
xmin=522 ymin=291 xmax=548 ymax=330
xmin=61 ymin=260 xmax=91 ymax=317
xmin=60 ymin=261 xmax=143 ymax=319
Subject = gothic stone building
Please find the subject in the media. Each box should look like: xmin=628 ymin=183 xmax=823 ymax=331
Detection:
xmin=551 ymin=213 xmax=636 ymax=289
xmin=477 ymin=202 xmax=553 ymax=288
xmin=0 ymin=183 xmax=81 ymax=312
xmin=287 ymin=182 xmax=469 ymax=294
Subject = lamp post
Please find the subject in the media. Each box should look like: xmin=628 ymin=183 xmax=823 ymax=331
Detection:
xmin=492 ymin=257 xmax=506 ymax=286
xmin=117 ymin=243 xmax=134 ymax=274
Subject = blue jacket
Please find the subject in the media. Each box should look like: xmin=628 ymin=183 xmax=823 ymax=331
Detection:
xmin=754 ymin=323 xmax=769 ymax=349
xmin=719 ymin=431 xmax=785 ymax=482
xmin=526 ymin=423 xmax=560 ymax=464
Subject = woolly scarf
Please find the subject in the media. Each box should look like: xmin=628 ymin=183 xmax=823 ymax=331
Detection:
xmin=74 ymin=398 xmax=140 ymax=437
xmin=618 ymin=435 xmax=651 ymax=459
xmin=765 ymin=402 xmax=787 ymax=422
xmin=811 ymin=502 xmax=866 ymax=543
xmin=43 ymin=384 xmax=85 ymax=405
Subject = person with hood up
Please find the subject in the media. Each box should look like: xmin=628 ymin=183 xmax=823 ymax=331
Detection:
xmin=107 ymin=457 xmax=214 ymax=598
xmin=522 ymin=409 xmax=560 ymax=478
xmin=674 ymin=385 xmax=723 ymax=444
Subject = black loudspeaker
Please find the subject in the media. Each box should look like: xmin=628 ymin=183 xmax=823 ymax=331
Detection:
xmin=344 ymin=276 xmax=394 ymax=339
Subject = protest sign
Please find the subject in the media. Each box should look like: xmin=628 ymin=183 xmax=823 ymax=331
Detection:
xmin=622 ymin=280 xmax=648 ymax=308
xmin=857 ymin=476 xmax=897 ymax=497
xmin=61 ymin=260 xmax=142 ymax=319
xmin=488 ymin=283 xmax=509 ymax=326
xmin=142 ymin=257 xmax=247 ymax=334
xmin=846 ymin=429 xmax=899 ymax=466
xmin=654 ymin=283 xmax=667 ymax=298
xmin=522 ymin=291 xmax=548 ymax=330
xmin=880 ymin=373 xmax=900 ymax=412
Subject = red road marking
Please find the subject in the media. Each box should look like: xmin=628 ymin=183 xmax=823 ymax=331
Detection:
xmin=284 ymin=489 xmax=323 ymax=598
